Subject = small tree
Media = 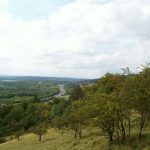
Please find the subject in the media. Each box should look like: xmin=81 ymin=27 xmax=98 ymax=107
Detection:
xmin=32 ymin=123 xmax=47 ymax=141
xmin=67 ymin=111 xmax=87 ymax=138
xmin=66 ymin=100 xmax=88 ymax=138
xmin=52 ymin=99 xmax=88 ymax=139
xmin=97 ymin=101 xmax=117 ymax=144
xmin=52 ymin=116 xmax=68 ymax=129
xmin=70 ymin=85 xmax=84 ymax=101
xmin=85 ymin=93 xmax=119 ymax=146
xmin=14 ymin=128 xmax=24 ymax=141
xmin=134 ymin=69 xmax=150 ymax=139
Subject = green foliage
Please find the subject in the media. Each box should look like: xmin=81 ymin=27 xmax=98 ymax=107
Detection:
xmin=50 ymin=98 xmax=71 ymax=118
xmin=0 ymin=80 xmax=59 ymax=102
xmin=52 ymin=116 xmax=68 ymax=129
xmin=0 ymin=102 xmax=50 ymax=137
xmin=52 ymin=99 xmax=88 ymax=138
xmin=67 ymin=67 xmax=150 ymax=145
xmin=70 ymin=85 xmax=84 ymax=100
xmin=0 ymin=64 xmax=150 ymax=150
xmin=6 ymin=106 xmax=24 ymax=121
xmin=32 ymin=95 xmax=40 ymax=103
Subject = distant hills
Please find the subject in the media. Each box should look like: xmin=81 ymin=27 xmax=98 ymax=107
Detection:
xmin=0 ymin=75 xmax=97 ymax=83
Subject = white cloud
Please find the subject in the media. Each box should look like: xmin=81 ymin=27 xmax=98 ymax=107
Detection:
xmin=0 ymin=0 xmax=150 ymax=78
xmin=74 ymin=0 xmax=111 ymax=4
xmin=0 ymin=0 xmax=11 ymax=4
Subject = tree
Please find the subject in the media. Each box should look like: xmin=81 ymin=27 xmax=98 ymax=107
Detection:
xmin=133 ymin=68 xmax=150 ymax=138
xmin=119 ymin=67 xmax=134 ymax=139
xmin=120 ymin=67 xmax=150 ymax=139
xmin=88 ymin=94 xmax=118 ymax=144
xmin=14 ymin=128 xmax=24 ymax=141
xmin=67 ymin=111 xmax=87 ymax=138
xmin=70 ymin=85 xmax=84 ymax=100
xmin=52 ymin=116 xmax=68 ymax=129
xmin=32 ymin=95 xmax=40 ymax=103
xmin=31 ymin=123 xmax=47 ymax=141
xmin=26 ymin=103 xmax=50 ymax=125
xmin=52 ymin=100 xmax=88 ymax=138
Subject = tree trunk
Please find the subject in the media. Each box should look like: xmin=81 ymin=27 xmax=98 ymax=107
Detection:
xmin=74 ymin=131 xmax=77 ymax=138
xmin=109 ymin=132 xmax=113 ymax=143
xmin=79 ymin=129 xmax=82 ymax=139
xmin=139 ymin=113 xmax=144 ymax=139
xmin=121 ymin=122 xmax=126 ymax=143
xmin=139 ymin=123 xmax=144 ymax=139
xmin=128 ymin=117 xmax=131 ymax=138
xmin=39 ymin=135 xmax=42 ymax=141
xmin=108 ymin=132 xmax=113 ymax=150
xmin=115 ymin=130 xmax=120 ymax=142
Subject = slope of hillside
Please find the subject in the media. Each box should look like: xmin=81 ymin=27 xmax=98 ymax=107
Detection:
xmin=0 ymin=129 xmax=149 ymax=150
xmin=0 ymin=129 xmax=104 ymax=150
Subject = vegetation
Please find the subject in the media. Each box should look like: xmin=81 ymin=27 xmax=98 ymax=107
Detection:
xmin=0 ymin=80 xmax=59 ymax=103
xmin=0 ymin=64 xmax=149 ymax=149
xmin=52 ymin=65 xmax=150 ymax=149
xmin=0 ymin=129 xmax=149 ymax=150
xmin=31 ymin=123 xmax=48 ymax=141
xmin=14 ymin=128 xmax=24 ymax=141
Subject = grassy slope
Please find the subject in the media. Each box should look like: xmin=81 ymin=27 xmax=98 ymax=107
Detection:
xmin=0 ymin=129 xmax=106 ymax=150
xmin=0 ymin=129 xmax=149 ymax=150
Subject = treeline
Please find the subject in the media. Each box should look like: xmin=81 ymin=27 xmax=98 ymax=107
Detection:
xmin=52 ymin=66 xmax=150 ymax=146
xmin=0 ymin=80 xmax=59 ymax=99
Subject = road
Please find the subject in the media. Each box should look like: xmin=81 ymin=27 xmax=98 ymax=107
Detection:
xmin=53 ymin=84 xmax=66 ymax=98
xmin=40 ymin=84 xmax=66 ymax=101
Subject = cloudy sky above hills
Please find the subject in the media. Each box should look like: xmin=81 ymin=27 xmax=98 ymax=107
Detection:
xmin=0 ymin=0 xmax=150 ymax=78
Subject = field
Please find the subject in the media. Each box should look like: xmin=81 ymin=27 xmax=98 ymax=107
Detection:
xmin=0 ymin=128 xmax=149 ymax=150
xmin=0 ymin=76 xmax=90 ymax=103
xmin=0 ymin=129 xmax=116 ymax=150
xmin=0 ymin=80 xmax=59 ymax=103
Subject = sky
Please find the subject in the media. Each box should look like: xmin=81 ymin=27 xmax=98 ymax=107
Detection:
xmin=0 ymin=0 xmax=150 ymax=78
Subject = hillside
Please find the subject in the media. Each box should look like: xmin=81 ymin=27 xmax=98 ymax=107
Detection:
xmin=0 ymin=129 xmax=149 ymax=150
xmin=0 ymin=68 xmax=149 ymax=150
xmin=0 ymin=129 xmax=104 ymax=150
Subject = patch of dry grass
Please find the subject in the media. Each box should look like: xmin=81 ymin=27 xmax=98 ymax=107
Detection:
xmin=0 ymin=128 xmax=106 ymax=150
xmin=0 ymin=128 xmax=149 ymax=150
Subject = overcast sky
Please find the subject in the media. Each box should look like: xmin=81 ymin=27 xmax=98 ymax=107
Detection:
xmin=0 ymin=0 xmax=150 ymax=78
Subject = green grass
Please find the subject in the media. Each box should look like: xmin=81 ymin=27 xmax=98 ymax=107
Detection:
xmin=0 ymin=129 xmax=149 ymax=150
xmin=0 ymin=129 xmax=106 ymax=150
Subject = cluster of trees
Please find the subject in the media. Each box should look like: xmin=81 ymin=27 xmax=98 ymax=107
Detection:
xmin=0 ymin=101 xmax=50 ymax=141
xmin=52 ymin=66 xmax=150 ymax=146
xmin=0 ymin=95 xmax=71 ymax=142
